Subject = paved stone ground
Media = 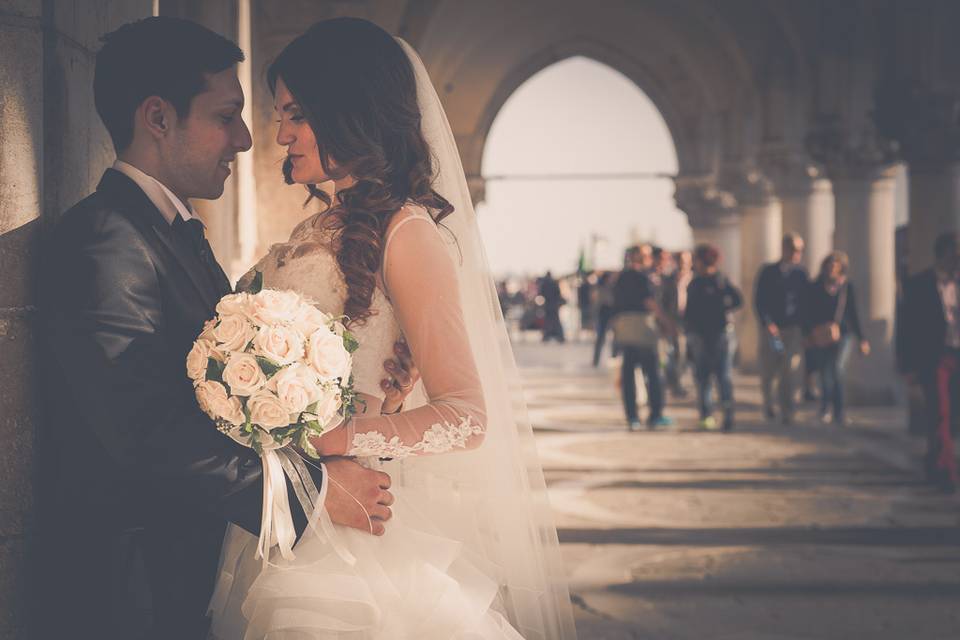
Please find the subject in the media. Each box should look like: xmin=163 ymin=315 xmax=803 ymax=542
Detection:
xmin=515 ymin=338 xmax=960 ymax=640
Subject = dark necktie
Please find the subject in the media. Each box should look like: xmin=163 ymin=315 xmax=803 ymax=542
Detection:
xmin=173 ymin=215 xmax=231 ymax=296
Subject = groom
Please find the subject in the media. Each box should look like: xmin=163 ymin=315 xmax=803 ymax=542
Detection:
xmin=37 ymin=17 xmax=416 ymax=639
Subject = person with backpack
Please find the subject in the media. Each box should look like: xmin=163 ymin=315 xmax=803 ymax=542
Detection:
xmin=804 ymin=251 xmax=870 ymax=427
xmin=685 ymin=244 xmax=743 ymax=431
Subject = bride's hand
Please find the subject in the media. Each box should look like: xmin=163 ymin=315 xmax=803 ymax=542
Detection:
xmin=310 ymin=424 xmax=349 ymax=457
xmin=380 ymin=340 xmax=420 ymax=415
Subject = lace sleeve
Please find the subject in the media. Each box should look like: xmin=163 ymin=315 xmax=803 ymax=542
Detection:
xmin=318 ymin=210 xmax=487 ymax=459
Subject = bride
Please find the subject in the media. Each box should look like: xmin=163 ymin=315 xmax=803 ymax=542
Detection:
xmin=208 ymin=17 xmax=576 ymax=639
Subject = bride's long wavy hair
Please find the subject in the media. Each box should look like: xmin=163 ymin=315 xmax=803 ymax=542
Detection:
xmin=268 ymin=17 xmax=453 ymax=325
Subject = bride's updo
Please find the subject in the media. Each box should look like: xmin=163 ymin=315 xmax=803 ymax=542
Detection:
xmin=268 ymin=17 xmax=452 ymax=325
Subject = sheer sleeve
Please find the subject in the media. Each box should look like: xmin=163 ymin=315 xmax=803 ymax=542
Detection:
xmin=333 ymin=210 xmax=487 ymax=459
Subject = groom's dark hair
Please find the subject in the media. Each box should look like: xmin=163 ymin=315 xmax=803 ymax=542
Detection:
xmin=94 ymin=16 xmax=244 ymax=152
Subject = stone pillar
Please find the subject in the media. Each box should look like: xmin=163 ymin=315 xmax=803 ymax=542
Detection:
xmin=906 ymin=163 xmax=960 ymax=275
xmin=674 ymin=178 xmax=741 ymax=285
xmin=831 ymin=163 xmax=900 ymax=403
xmin=0 ymin=4 xmax=43 ymax=636
xmin=776 ymin=166 xmax=835 ymax=275
xmin=873 ymin=86 xmax=960 ymax=275
xmin=736 ymin=173 xmax=783 ymax=372
xmin=0 ymin=2 xmax=152 ymax=636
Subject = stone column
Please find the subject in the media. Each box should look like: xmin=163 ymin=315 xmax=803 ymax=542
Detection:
xmin=907 ymin=163 xmax=960 ymax=274
xmin=0 ymin=5 xmax=43 ymax=636
xmin=736 ymin=173 xmax=783 ymax=371
xmin=0 ymin=2 xmax=152 ymax=636
xmin=676 ymin=187 xmax=742 ymax=287
xmin=775 ymin=165 xmax=835 ymax=274
xmin=873 ymin=86 xmax=960 ymax=275
xmin=831 ymin=162 xmax=900 ymax=403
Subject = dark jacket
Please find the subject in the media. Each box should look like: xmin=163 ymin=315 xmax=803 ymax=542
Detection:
xmin=898 ymin=268 xmax=949 ymax=375
xmin=613 ymin=268 xmax=655 ymax=313
xmin=755 ymin=262 xmax=809 ymax=328
xmin=802 ymin=279 xmax=864 ymax=340
xmin=684 ymin=272 xmax=742 ymax=338
xmin=38 ymin=169 xmax=319 ymax=638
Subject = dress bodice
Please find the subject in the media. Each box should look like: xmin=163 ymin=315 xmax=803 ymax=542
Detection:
xmin=243 ymin=213 xmax=401 ymax=401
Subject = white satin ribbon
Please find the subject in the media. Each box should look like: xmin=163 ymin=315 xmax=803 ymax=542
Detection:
xmin=256 ymin=448 xmax=358 ymax=568
xmin=256 ymin=448 xmax=297 ymax=567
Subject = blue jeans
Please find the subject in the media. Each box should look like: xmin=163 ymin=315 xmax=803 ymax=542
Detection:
xmin=690 ymin=329 xmax=736 ymax=419
xmin=621 ymin=346 xmax=663 ymax=422
xmin=815 ymin=336 xmax=852 ymax=420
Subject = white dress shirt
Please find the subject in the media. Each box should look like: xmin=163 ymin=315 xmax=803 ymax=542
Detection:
xmin=112 ymin=160 xmax=198 ymax=226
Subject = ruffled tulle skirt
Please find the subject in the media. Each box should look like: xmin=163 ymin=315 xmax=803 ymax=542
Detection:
xmin=208 ymin=487 xmax=525 ymax=640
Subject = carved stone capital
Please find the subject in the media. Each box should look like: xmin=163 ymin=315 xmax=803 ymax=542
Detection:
xmin=875 ymin=81 xmax=960 ymax=170
xmin=806 ymin=114 xmax=900 ymax=178
xmin=674 ymin=175 xmax=739 ymax=229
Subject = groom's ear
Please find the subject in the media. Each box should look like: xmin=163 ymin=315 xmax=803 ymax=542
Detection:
xmin=140 ymin=96 xmax=174 ymax=140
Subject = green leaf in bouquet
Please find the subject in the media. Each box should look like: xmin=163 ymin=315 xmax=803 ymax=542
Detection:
xmin=256 ymin=356 xmax=282 ymax=378
xmin=242 ymin=402 xmax=253 ymax=434
xmin=299 ymin=430 xmax=320 ymax=459
xmin=206 ymin=357 xmax=226 ymax=383
xmin=342 ymin=330 xmax=360 ymax=354
xmin=305 ymin=401 xmax=318 ymax=415
xmin=249 ymin=430 xmax=263 ymax=455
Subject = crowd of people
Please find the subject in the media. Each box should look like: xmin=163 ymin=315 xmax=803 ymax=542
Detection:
xmin=577 ymin=230 xmax=958 ymax=493
xmin=494 ymin=231 xmax=959 ymax=493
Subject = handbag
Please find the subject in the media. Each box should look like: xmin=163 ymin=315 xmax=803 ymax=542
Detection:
xmin=611 ymin=311 xmax=659 ymax=348
xmin=810 ymin=284 xmax=847 ymax=348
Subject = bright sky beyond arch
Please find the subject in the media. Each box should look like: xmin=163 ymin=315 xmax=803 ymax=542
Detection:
xmin=477 ymin=55 xmax=691 ymax=277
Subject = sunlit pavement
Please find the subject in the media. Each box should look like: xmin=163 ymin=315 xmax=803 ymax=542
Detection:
xmin=514 ymin=338 xmax=960 ymax=640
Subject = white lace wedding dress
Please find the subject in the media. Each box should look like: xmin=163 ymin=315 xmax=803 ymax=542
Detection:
xmin=208 ymin=205 xmax=526 ymax=639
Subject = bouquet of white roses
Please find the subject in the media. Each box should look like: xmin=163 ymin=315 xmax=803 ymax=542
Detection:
xmin=187 ymin=272 xmax=360 ymax=459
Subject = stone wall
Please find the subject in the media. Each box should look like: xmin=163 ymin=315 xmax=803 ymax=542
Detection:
xmin=0 ymin=2 xmax=152 ymax=636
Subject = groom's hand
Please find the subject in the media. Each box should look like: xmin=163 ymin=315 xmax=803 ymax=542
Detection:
xmin=323 ymin=457 xmax=394 ymax=536
xmin=380 ymin=340 xmax=420 ymax=415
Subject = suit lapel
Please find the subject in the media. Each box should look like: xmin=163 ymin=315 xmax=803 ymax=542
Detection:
xmin=96 ymin=170 xmax=222 ymax=313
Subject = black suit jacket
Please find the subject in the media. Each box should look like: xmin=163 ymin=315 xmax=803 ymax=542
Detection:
xmin=37 ymin=169 xmax=319 ymax=639
xmin=898 ymin=268 xmax=948 ymax=376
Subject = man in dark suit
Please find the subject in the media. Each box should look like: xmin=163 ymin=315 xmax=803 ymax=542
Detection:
xmin=755 ymin=233 xmax=809 ymax=424
xmin=37 ymin=17 xmax=408 ymax=638
xmin=899 ymin=231 xmax=960 ymax=493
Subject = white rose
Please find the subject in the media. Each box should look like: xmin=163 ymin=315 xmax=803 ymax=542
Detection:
xmin=272 ymin=363 xmax=322 ymax=415
xmin=186 ymin=339 xmax=215 ymax=382
xmin=249 ymin=289 xmax=303 ymax=326
xmin=253 ymin=324 xmax=305 ymax=366
xmin=307 ymin=328 xmax=352 ymax=381
xmin=216 ymin=292 xmax=252 ymax=319
xmin=312 ymin=386 xmax=343 ymax=427
xmin=248 ymin=389 xmax=292 ymax=428
xmin=213 ymin=313 xmax=256 ymax=352
xmin=222 ymin=352 xmax=268 ymax=397
xmin=195 ymin=380 xmax=228 ymax=419
xmin=294 ymin=304 xmax=332 ymax=338
xmin=210 ymin=395 xmax=245 ymax=426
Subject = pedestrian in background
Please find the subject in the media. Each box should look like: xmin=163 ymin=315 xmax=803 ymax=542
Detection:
xmin=803 ymin=251 xmax=870 ymax=427
xmin=664 ymin=249 xmax=693 ymax=398
xmin=613 ymin=245 xmax=675 ymax=430
xmin=539 ymin=270 xmax=566 ymax=343
xmin=685 ymin=244 xmax=742 ymax=431
xmin=899 ymin=231 xmax=960 ymax=493
xmin=592 ymin=271 xmax=617 ymax=366
xmin=755 ymin=233 xmax=809 ymax=425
